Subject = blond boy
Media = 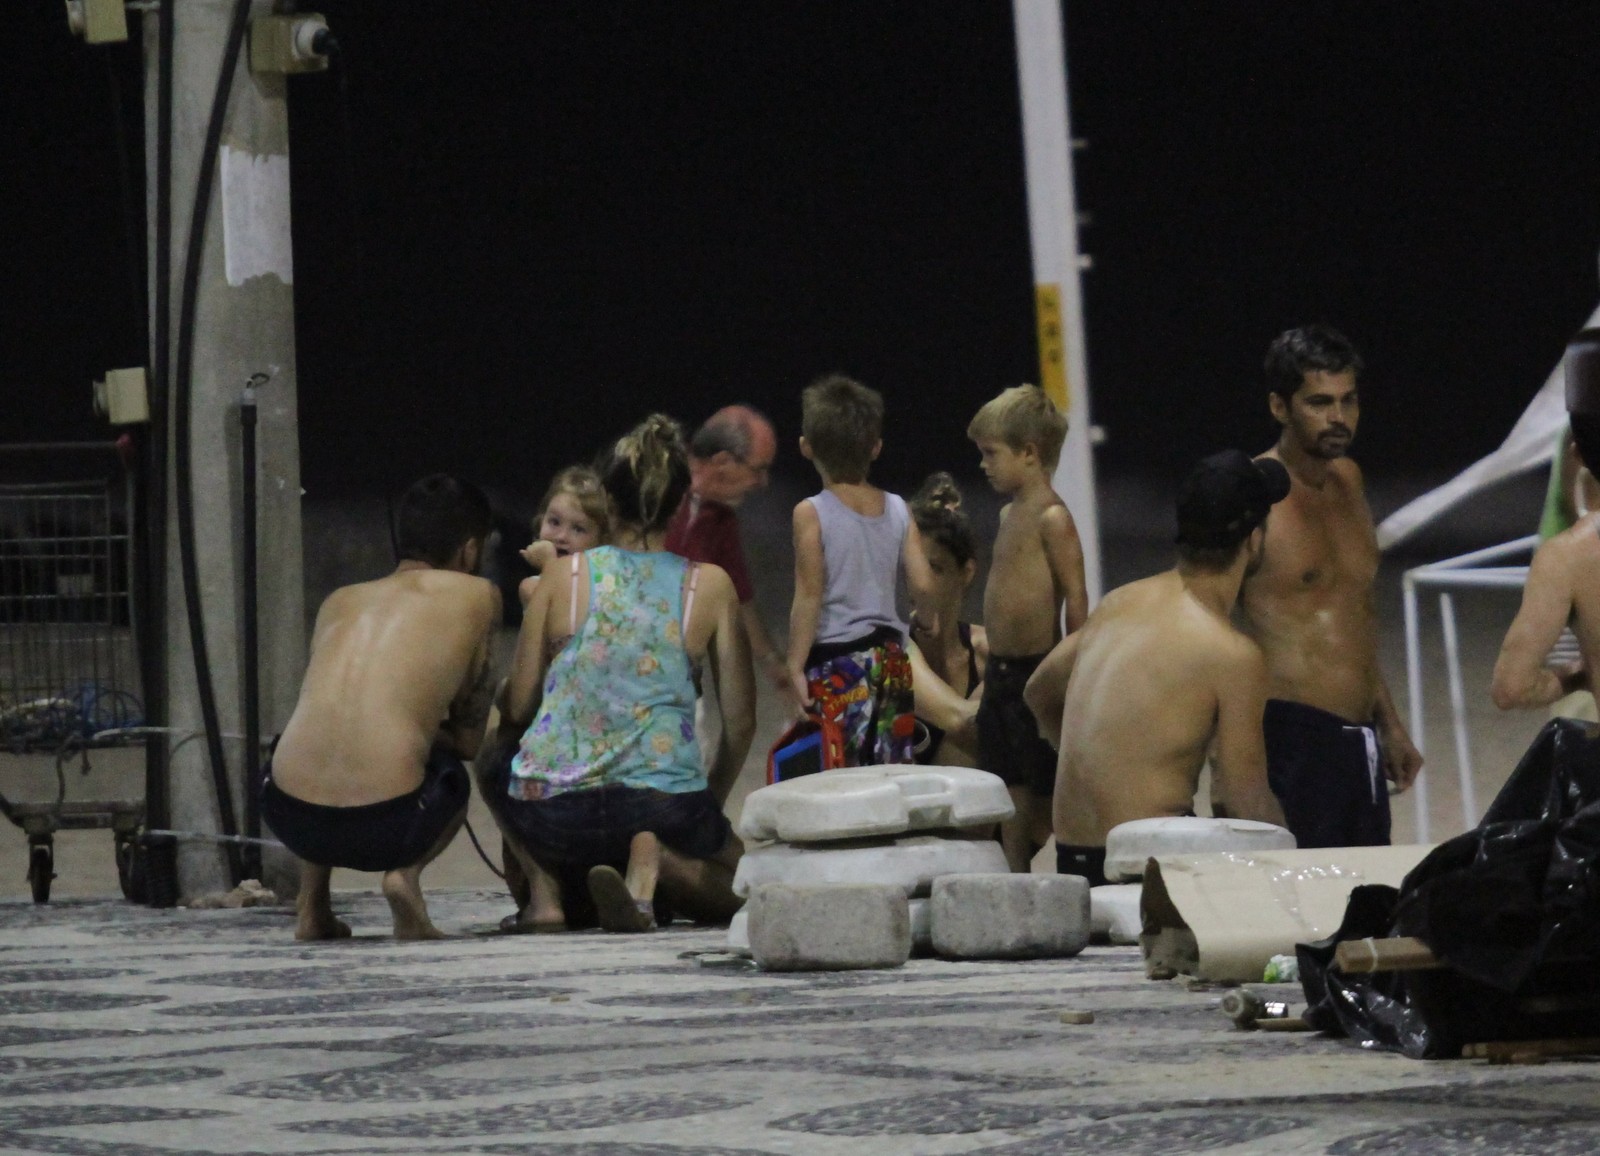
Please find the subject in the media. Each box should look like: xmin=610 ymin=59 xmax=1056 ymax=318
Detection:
xmin=969 ymin=385 xmax=1088 ymax=871
xmin=787 ymin=375 xmax=939 ymax=765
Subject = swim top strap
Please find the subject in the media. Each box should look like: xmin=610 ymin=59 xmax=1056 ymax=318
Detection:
xmin=569 ymin=552 xmax=582 ymax=637
xmin=682 ymin=562 xmax=701 ymax=633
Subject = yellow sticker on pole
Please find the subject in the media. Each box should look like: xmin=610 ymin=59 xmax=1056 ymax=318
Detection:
xmin=1034 ymin=282 xmax=1069 ymax=414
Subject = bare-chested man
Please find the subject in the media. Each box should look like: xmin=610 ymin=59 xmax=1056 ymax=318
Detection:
xmin=1024 ymin=451 xmax=1289 ymax=884
xmin=1493 ymin=329 xmax=1600 ymax=711
xmin=261 ymin=475 xmax=500 ymax=940
xmin=1240 ymin=326 xmax=1423 ymax=850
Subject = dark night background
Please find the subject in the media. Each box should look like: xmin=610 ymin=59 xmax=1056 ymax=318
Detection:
xmin=8 ymin=1 xmax=1600 ymax=507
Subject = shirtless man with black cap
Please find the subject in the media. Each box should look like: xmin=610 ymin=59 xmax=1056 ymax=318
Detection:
xmin=1240 ymin=326 xmax=1423 ymax=850
xmin=1493 ymin=329 xmax=1600 ymax=710
xmin=261 ymin=474 xmax=501 ymax=940
xmin=1024 ymin=451 xmax=1289 ymax=885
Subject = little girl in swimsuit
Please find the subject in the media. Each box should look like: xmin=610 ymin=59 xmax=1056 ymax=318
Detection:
xmin=518 ymin=466 xmax=612 ymax=608
xmin=908 ymin=472 xmax=988 ymax=765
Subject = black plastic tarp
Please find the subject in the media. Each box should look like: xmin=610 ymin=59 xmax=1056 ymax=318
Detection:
xmin=1298 ymin=718 xmax=1600 ymax=1058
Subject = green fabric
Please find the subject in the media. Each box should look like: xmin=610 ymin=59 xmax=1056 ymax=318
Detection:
xmin=1540 ymin=425 xmax=1574 ymax=540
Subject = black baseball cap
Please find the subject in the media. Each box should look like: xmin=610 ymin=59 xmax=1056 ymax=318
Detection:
xmin=1175 ymin=450 xmax=1291 ymax=549
xmin=1565 ymin=328 xmax=1600 ymax=416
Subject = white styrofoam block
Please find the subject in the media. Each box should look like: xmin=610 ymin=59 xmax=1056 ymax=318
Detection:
xmin=1090 ymin=883 xmax=1143 ymax=945
xmin=929 ymin=873 xmax=1090 ymax=960
xmin=747 ymin=883 xmax=911 ymax=971
xmin=737 ymin=765 xmax=1014 ymax=843
xmin=1103 ymin=817 xmax=1296 ymax=882
xmin=732 ymin=833 xmax=1008 ymax=898
xmin=727 ymin=908 xmax=750 ymax=953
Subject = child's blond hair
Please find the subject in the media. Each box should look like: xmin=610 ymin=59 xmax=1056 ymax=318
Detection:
xmin=537 ymin=465 xmax=612 ymax=541
xmin=801 ymin=374 xmax=883 ymax=483
xmin=966 ymin=384 xmax=1068 ymax=471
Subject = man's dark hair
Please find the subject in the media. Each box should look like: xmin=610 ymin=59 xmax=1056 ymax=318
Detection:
xmin=1571 ymin=413 xmax=1600 ymax=474
xmin=1264 ymin=325 xmax=1364 ymax=403
xmin=1175 ymin=539 xmax=1247 ymax=574
xmin=395 ymin=474 xmax=493 ymax=567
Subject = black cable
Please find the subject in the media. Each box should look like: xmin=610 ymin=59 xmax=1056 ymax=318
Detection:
xmin=463 ymin=818 xmax=507 ymax=881
xmin=172 ymin=0 xmax=255 ymax=885
xmin=240 ymin=380 xmax=262 ymax=879
xmin=140 ymin=0 xmax=177 ymax=906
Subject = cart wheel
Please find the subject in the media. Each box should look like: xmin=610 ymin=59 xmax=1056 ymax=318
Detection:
xmin=116 ymin=832 xmax=138 ymax=902
xmin=27 ymin=844 xmax=54 ymax=904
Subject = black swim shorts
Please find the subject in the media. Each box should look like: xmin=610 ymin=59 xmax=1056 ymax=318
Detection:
xmin=259 ymin=745 xmax=470 ymax=873
xmin=501 ymin=782 xmax=732 ymax=870
xmin=1263 ymin=698 xmax=1390 ymax=849
xmin=1056 ymin=843 xmax=1108 ymax=887
xmin=977 ymin=653 xmax=1058 ymax=796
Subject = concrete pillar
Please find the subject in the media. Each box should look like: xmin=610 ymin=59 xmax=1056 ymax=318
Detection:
xmin=144 ymin=0 xmax=306 ymax=897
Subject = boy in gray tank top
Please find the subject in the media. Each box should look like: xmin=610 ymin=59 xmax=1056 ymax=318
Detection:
xmin=786 ymin=376 xmax=941 ymax=765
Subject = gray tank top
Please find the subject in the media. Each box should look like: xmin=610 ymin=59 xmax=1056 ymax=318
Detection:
xmin=809 ymin=489 xmax=910 ymax=644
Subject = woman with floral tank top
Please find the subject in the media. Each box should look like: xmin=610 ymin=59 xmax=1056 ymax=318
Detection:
xmin=490 ymin=415 xmax=756 ymax=933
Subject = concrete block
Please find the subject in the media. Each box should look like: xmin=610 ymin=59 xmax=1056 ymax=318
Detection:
xmin=1090 ymin=883 xmax=1143 ymax=945
xmin=739 ymin=766 xmax=1013 ymax=843
xmin=733 ymin=833 xmax=1008 ymax=898
xmin=930 ymin=873 xmax=1090 ymax=960
xmin=1104 ymin=817 xmax=1296 ymax=882
xmin=747 ymin=883 xmax=911 ymax=971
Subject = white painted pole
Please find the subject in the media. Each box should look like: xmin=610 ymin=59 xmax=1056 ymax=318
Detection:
xmin=1438 ymin=594 xmax=1477 ymax=832
xmin=1402 ymin=573 xmax=1430 ymax=843
xmin=1012 ymin=0 xmax=1102 ymax=604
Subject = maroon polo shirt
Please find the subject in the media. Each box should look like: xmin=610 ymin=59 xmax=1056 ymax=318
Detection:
xmin=664 ymin=493 xmax=755 ymax=603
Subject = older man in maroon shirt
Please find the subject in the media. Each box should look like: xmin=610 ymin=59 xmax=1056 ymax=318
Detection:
xmin=665 ymin=405 xmax=786 ymax=692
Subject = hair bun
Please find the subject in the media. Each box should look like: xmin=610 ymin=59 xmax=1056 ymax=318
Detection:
xmin=913 ymin=471 xmax=963 ymax=514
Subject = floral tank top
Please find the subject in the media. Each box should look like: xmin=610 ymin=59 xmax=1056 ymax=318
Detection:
xmin=510 ymin=547 xmax=704 ymax=800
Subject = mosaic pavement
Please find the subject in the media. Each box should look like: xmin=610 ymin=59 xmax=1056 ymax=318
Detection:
xmin=1 ymin=891 xmax=1598 ymax=1154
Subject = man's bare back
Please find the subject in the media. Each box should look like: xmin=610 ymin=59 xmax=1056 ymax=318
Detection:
xmin=272 ymin=566 xmax=498 ymax=806
xmin=1034 ymin=572 xmax=1284 ymax=847
xmin=1241 ymin=452 xmax=1381 ymax=722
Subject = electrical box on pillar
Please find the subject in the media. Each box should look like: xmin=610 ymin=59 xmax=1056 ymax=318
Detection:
xmin=64 ymin=0 xmax=128 ymax=44
xmin=249 ymin=13 xmax=332 ymax=76
xmin=93 ymin=367 xmax=151 ymax=425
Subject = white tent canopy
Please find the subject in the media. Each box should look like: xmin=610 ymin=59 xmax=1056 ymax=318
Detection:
xmin=1376 ymin=302 xmax=1600 ymax=549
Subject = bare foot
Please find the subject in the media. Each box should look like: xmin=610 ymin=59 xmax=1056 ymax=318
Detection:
xmin=381 ymin=870 xmax=445 ymax=940
xmin=499 ymin=909 xmax=567 ymax=934
xmin=294 ymin=911 xmax=352 ymax=941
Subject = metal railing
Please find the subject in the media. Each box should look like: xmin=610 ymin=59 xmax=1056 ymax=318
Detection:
xmin=1401 ymin=535 xmax=1541 ymax=842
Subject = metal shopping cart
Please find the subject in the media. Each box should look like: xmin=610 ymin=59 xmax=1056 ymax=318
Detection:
xmin=0 ymin=443 xmax=145 ymax=902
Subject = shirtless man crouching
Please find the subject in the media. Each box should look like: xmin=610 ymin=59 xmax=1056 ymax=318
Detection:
xmin=1023 ymin=451 xmax=1289 ymax=884
xmin=1240 ymin=326 xmax=1423 ymax=849
xmin=1492 ymin=329 xmax=1600 ymax=711
xmin=261 ymin=475 xmax=501 ymax=940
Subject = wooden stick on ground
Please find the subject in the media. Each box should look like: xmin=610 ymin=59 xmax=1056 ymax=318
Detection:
xmin=1463 ymin=1037 xmax=1600 ymax=1062
xmin=1332 ymin=936 xmax=1442 ymax=974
